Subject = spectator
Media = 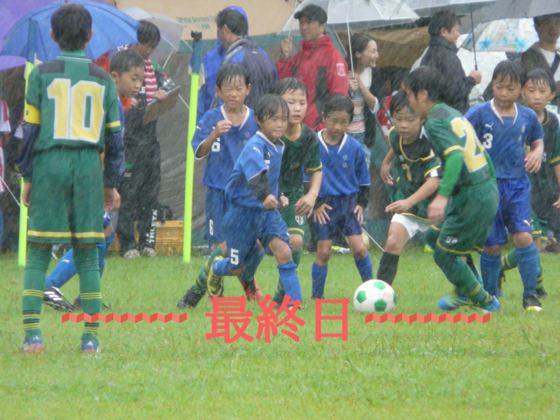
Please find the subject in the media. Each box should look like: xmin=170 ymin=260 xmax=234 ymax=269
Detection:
xmin=421 ymin=10 xmax=481 ymax=114
xmin=210 ymin=8 xmax=277 ymax=110
xmin=521 ymin=14 xmax=560 ymax=110
xmin=277 ymin=4 xmax=348 ymax=131
xmin=0 ymin=97 xmax=10 ymax=247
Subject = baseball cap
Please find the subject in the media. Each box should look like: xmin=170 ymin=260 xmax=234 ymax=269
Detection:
xmin=294 ymin=4 xmax=328 ymax=25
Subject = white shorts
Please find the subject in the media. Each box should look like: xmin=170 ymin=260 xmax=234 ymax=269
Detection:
xmin=391 ymin=214 xmax=430 ymax=239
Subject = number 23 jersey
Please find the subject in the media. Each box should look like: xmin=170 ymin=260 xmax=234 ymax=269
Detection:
xmin=25 ymin=53 xmax=121 ymax=152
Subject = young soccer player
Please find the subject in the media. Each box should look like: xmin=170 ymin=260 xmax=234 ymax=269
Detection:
xmin=310 ymin=94 xmax=373 ymax=299
xmin=208 ymin=94 xmax=303 ymax=305
xmin=378 ymin=91 xmax=441 ymax=285
xmin=404 ymin=66 xmax=500 ymax=312
xmin=17 ymin=4 xmax=124 ymax=353
xmin=271 ymin=78 xmax=322 ymax=304
xmin=177 ymin=63 xmax=264 ymax=308
xmin=499 ymin=69 xmax=560 ymax=298
xmin=466 ymin=60 xmax=545 ymax=312
xmin=42 ymin=49 xmax=144 ymax=312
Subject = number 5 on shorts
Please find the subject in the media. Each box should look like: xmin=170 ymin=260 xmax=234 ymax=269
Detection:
xmin=230 ymin=249 xmax=239 ymax=265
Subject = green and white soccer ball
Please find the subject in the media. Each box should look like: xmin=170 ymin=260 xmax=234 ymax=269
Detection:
xmin=353 ymin=280 xmax=397 ymax=314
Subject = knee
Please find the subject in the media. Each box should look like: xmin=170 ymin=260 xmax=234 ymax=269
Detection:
xmin=290 ymin=235 xmax=303 ymax=251
xmin=352 ymin=243 xmax=367 ymax=259
xmin=513 ymin=232 xmax=533 ymax=248
xmin=316 ymin=246 xmax=331 ymax=265
xmin=484 ymin=245 xmax=502 ymax=256
xmin=385 ymin=234 xmax=403 ymax=255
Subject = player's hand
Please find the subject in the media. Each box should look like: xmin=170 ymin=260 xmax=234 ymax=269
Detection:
xmin=104 ymin=187 xmax=121 ymax=211
xmin=428 ymin=194 xmax=448 ymax=223
xmin=348 ymin=77 xmax=359 ymax=92
xmin=469 ymin=70 xmax=482 ymax=84
xmin=295 ymin=193 xmax=316 ymax=217
xmin=23 ymin=182 xmax=32 ymax=207
xmin=554 ymin=193 xmax=560 ymax=209
xmin=153 ymin=89 xmax=168 ymax=101
xmin=279 ymin=195 xmax=289 ymax=209
xmin=380 ymin=162 xmax=393 ymax=185
xmin=313 ymin=204 xmax=332 ymax=224
xmin=525 ymin=149 xmax=542 ymax=173
xmin=130 ymin=97 xmax=139 ymax=108
xmin=212 ymin=120 xmax=233 ymax=139
xmin=280 ymin=36 xmax=292 ymax=60
xmin=354 ymin=205 xmax=365 ymax=224
xmin=385 ymin=199 xmax=411 ymax=214
xmin=262 ymin=194 xmax=278 ymax=210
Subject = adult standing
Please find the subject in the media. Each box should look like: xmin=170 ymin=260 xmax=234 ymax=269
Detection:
xmin=277 ymin=4 xmax=348 ymax=131
xmin=421 ymin=10 xmax=481 ymax=114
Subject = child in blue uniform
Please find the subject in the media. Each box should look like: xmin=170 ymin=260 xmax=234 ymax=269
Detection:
xmin=465 ymin=60 xmax=545 ymax=311
xmin=310 ymin=94 xmax=373 ymax=299
xmin=210 ymin=94 xmax=303 ymax=305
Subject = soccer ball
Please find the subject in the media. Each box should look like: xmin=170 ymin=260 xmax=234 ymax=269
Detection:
xmin=353 ymin=280 xmax=397 ymax=314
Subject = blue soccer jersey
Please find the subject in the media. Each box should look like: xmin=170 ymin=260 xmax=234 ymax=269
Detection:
xmin=465 ymin=100 xmax=544 ymax=179
xmin=317 ymin=131 xmax=370 ymax=197
xmin=226 ymin=132 xmax=284 ymax=209
xmin=192 ymin=105 xmax=257 ymax=190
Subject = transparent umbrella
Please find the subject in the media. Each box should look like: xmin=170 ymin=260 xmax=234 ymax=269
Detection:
xmin=468 ymin=0 xmax=560 ymax=28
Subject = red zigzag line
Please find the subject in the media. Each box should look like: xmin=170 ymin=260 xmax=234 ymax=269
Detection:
xmin=364 ymin=313 xmax=492 ymax=324
xmin=61 ymin=313 xmax=188 ymax=323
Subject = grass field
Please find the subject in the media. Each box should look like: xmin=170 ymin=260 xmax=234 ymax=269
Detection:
xmin=1 ymin=245 xmax=559 ymax=419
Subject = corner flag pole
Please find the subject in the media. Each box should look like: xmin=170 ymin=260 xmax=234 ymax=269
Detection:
xmin=183 ymin=31 xmax=203 ymax=263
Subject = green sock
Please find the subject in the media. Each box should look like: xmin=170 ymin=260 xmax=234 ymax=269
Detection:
xmin=195 ymin=246 xmax=223 ymax=291
xmin=536 ymin=255 xmax=544 ymax=290
xmin=22 ymin=245 xmax=51 ymax=341
xmin=292 ymin=248 xmax=302 ymax=267
xmin=501 ymin=249 xmax=517 ymax=274
xmin=75 ymin=247 xmax=101 ymax=345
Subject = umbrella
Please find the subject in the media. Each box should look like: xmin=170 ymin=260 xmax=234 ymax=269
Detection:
xmin=0 ymin=0 xmax=140 ymax=62
xmin=467 ymin=0 xmax=560 ymax=29
xmin=461 ymin=18 xmax=560 ymax=53
xmin=121 ymin=6 xmax=185 ymax=66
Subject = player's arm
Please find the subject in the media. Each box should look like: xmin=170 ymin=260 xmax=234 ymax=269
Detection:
xmin=428 ymin=152 xmax=463 ymax=223
xmin=195 ymin=120 xmax=232 ymax=158
xmin=244 ymin=144 xmax=277 ymax=210
xmin=380 ymin=147 xmax=395 ymax=185
xmin=103 ymin=128 xmax=125 ymax=189
xmin=386 ymin=164 xmax=440 ymax=214
xmin=550 ymin=128 xmax=560 ymax=207
xmin=525 ymin=139 xmax=544 ymax=173
xmin=295 ymin=139 xmax=323 ymax=217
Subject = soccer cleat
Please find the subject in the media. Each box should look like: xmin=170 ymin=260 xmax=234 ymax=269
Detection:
xmin=272 ymin=293 xmax=285 ymax=306
xmin=238 ymin=276 xmax=264 ymax=302
xmin=310 ymin=294 xmax=324 ymax=300
xmin=424 ymin=244 xmax=434 ymax=253
xmin=21 ymin=335 xmax=44 ymax=354
xmin=44 ymin=287 xmax=75 ymax=312
xmin=472 ymin=296 xmax=501 ymax=313
xmin=522 ymin=294 xmax=542 ymax=312
xmin=81 ymin=341 xmax=101 ymax=353
xmin=123 ymin=249 xmax=141 ymax=259
xmin=536 ymin=287 xmax=548 ymax=299
xmin=437 ymin=295 xmax=470 ymax=311
xmin=208 ymin=256 xmax=224 ymax=297
xmin=141 ymin=247 xmax=157 ymax=257
xmin=177 ymin=286 xmax=205 ymax=309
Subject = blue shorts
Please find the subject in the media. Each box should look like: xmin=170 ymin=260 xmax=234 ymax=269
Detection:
xmin=312 ymin=194 xmax=362 ymax=241
xmin=485 ymin=177 xmax=532 ymax=246
xmin=222 ymin=204 xmax=290 ymax=270
xmin=205 ymin=187 xmax=228 ymax=243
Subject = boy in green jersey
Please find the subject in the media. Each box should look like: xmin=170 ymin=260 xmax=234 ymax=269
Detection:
xmin=404 ymin=66 xmax=500 ymax=312
xmin=379 ymin=91 xmax=440 ymax=285
xmin=272 ymin=78 xmax=322 ymax=304
xmin=500 ymin=69 xmax=560 ymax=298
xmin=18 ymin=4 xmax=124 ymax=353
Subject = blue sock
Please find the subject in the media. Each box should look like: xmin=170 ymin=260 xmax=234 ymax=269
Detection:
xmin=516 ymin=243 xmax=538 ymax=297
xmin=46 ymin=249 xmax=77 ymax=288
xmin=278 ymin=260 xmax=302 ymax=304
xmin=241 ymin=248 xmax=264 ymax=282
xmin=311 ymin=262 xmax=328 ymax=298
xmin=480 ymin=252 xmax=501 ymax=297
xmin=355 ymin=254 xmax=373 ymax=282
xmin=213 ymin=258 xmax=232 ymax=276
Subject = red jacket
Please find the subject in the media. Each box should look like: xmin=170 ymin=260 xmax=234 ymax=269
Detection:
xmin=276 ymin=34 xmax=348 ymax=131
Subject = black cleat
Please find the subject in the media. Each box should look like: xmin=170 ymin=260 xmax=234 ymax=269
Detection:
xmin=536 ymin=287 xmax=548 ymax=299
xmin=44 ymin=287 xmax=75 ymax=312
xmin=522 ymin=294 xmax=542 ymax=312
xmin=177 ymin=286 xmax=205 ymax=309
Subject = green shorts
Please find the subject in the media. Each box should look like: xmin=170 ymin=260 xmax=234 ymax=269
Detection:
xmin=279 ymin=195 xmax=306 ymax=237
xmin=530 ymin=210 xmax=548 ymax=241
xmin=435 ymin=181 xmax=499 ymax=255
xmin=28 ymin=147 xmax=104 ymax=244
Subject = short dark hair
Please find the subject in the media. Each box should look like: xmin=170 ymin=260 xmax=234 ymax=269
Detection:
xmin=323 ymin=94 xmax=354 ymax=122
xmin=428 ymin=10 xmax=461 ymax=37
xmin=492 ymin=59 xmax=526 ymax=87
xmin=405 ymin=66 xmax=446 ymax=103
xmin=526 ymin=68 xmax=556 ymax=94
xmin=274 ymin=78 xmax=309 ymax=99
xmin=294 ymin=4 xmax=328 ymax=25
xmin=254 ymin=94 xmax=289 ymax=123
xmin=216 ymin=63 xmax=250 ymax=89
xmin=110 ymin=50 xmax=144 ymax=75
xmin=347 ymin=33 xmax=375 ymax=68
xmin=390 ymin=90 xmax=415 ymax=116
xmin=216 ymin=9 xmax=248 ymax=37
xmin=534 ymin=13 xmax=560 ymax=27
xmin=50 ymin=3 xmax=92 ymax=51
xmin=137 ymin=20 xmax=160 ymax=45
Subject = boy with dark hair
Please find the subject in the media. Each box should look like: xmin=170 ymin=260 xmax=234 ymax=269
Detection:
xmin=421 ymin=10 xmax=481 ymax=114
xmin=43 ymin=49 xmax=144 ymax=312
xmin=310 ymin=94 xmax=373 ymax=299
xmin=177 ymin=63 xmax=263 ymax=308
xmin=405 ymin=66 xmax=500 ymax=313
xmin=466 ymin=60 xmax=545 ymax=312
xmin=499 ymin=69 xmax=560 ymax=298
xmin=378 ymin=91 xmax=441 ymax=285
xmin=18 ymin=3 xmax=124 ymax=353
xmin=208 ymin=94 xmax=303 ymax=305
xmin=271 ymin=78 xmax=322 ymax=304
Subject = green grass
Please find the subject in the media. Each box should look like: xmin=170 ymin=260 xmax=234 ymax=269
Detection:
xmin=1 ymin=246 xmax=559 ymax=419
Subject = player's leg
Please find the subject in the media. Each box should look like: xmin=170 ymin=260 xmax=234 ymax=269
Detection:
xmin=116 ymin=167 xmax=141 ymax=258
xmin=272 ymin=233 xmax=302 ymax=305
xmin=237 ymin=239 xmax=264 ymax=302
xmin=341 ymin=195 xmax=373 ymax=282
xmin=313 ymin=239 xmax=332 ymax=299
xmin=137 ymin=143 xmax=161 ymax=256
xmin=43 ymin=247 xmax=77 ymax=312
